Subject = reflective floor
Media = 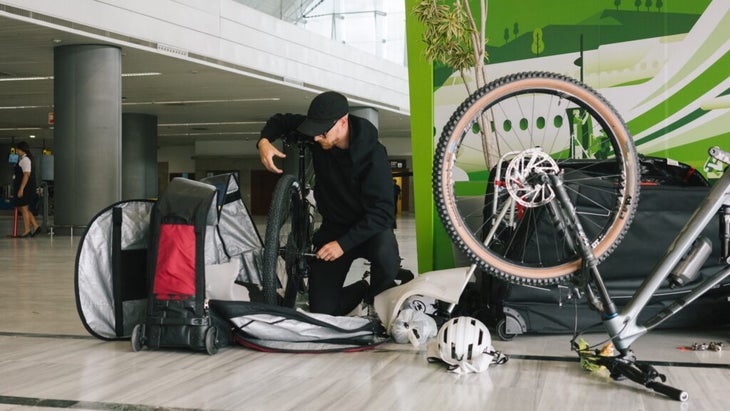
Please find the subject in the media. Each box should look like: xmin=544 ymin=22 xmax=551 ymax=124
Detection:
xmin=0 ymin=213 xmax=729 ymax=411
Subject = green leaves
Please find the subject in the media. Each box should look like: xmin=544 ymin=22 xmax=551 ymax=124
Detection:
xmin=413 ymin=0 xmax=476 ymax=71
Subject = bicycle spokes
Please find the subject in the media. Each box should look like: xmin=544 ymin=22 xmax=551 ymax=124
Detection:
xmin=434 ymin=72 xmax=639 ymax=285
xmin=504 ymin=148 xmax=560 ymax=208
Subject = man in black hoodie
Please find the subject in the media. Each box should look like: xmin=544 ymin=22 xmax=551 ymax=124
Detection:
xmin=257 ymin=91 xmax=401 ymax=316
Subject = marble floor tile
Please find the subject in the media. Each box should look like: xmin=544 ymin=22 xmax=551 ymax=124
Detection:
xmin=0 ymin=213 xmax=728 ymax=410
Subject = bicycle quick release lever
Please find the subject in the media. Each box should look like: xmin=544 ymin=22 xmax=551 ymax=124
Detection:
xmin=709 ymin=146 xmax=730 ymax=165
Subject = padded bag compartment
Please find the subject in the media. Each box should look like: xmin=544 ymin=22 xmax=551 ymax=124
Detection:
xmin=462 ymin=157 xmax=730 ymax=337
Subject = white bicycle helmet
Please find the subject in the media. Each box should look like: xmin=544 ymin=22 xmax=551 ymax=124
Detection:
xmin=433 ymin=316 xmax=497 ymax=373
xmin=390 ymin=308 xmax=437 ymax=347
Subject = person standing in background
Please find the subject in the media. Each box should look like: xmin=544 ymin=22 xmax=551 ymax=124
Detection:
xmin=392 ymin=179 xmax=401 ymax=228
xmin=13 ymin=141 xmax=40 ymax=238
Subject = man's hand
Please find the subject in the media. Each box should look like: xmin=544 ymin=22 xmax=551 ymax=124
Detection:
xmin=316 ymin=241 xmax=344 ymax=262
xmin=258 ymin=138 xmax=286 ymax=174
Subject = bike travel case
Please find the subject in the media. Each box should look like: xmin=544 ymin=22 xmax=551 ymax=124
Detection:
xmin=75 ymin=200 xmax=154 ymax=340
xmin=76 ymin=174 xmax=265 ymax=349
xmin=133 ymin=177 xmax=221 ymax=354
xmin=128 ymin=175 xmax=264 ymax=353
xmin=456 ymin=157 xmax=730 ymax=339
xmin=209 ymin=300 xmax=385 ymax=353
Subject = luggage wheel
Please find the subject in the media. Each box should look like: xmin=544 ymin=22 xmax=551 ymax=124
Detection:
xmin=496 ymin=307 xmax=527 ymax=341
xmin=205 ymin=326 xmax=219 ymax=355
xmin=131 ymin=323 xmax=145 ymax=352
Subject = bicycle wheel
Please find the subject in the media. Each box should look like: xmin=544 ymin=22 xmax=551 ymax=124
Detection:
xmin=433 ymin=71 xmax=640 ymax=285
xmin=261 ymin=174 xmax=311 ymax=306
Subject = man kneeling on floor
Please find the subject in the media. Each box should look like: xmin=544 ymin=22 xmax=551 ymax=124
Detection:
xmin=257 ymin=91 xmax=409 ymax=316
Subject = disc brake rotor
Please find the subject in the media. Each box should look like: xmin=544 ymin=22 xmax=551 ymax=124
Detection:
xmin=504 ymin=148 xmax=560 ymax=208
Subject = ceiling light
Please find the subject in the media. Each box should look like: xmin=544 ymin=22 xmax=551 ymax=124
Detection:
xmin=0 ymin=72 xmax=159 ymax=82
xmin=159 ymin=121 xmax=265 ymax=126
xmin=0 ymin=76 xmax=53 ymax=82
xmin=29 ymin=135 xmax=36 ymax=139
xmin=0 ymin=106 xmax=50 ymax=110
xmin=121 ymin=72 xmax=162 ymax=77
xmin=124 ymin=97 xmax=279 ymax=106
xmin=158 ymin=131 xmax=260 ymax=137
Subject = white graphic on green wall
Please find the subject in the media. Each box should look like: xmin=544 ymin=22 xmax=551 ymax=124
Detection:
xmin=431 ymin=0 xmax=727 ymax=178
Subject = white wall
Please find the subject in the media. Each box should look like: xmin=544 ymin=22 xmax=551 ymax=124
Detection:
xmin=3 ymin=0 xmax=409 ymax=115
xmin=157 ymin=145 xmax=195 ymax=173
xmin=381 ymin=138 xmax=411 ymax=157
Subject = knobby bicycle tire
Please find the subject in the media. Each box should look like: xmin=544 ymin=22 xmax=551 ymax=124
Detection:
xmin=433 ymin=71 xmax=640 ymax=285
xmin=261 ymin=173 xmax=307 ymax=306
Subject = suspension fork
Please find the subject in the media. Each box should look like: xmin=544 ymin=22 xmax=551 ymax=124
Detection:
xmin=545 ymin=173 xmax=619 ymax=318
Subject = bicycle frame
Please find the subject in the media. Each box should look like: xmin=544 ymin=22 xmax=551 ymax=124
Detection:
xmin=293 ymin=139 xmax=313 ymax=257
xmin=550 ymin=146 xmax=730 ymax=352
xmin=285 ymin=136 xmax=316 ymax=263
xmin=604 ymin=152 xmax=730 ymax=351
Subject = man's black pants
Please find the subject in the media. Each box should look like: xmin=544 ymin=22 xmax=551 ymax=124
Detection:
xmin=308 ymin=228 xmax=400 ymax=316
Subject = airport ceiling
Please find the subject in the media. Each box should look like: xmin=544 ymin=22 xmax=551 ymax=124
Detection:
xmin=0 ymin=10 xmax=411 ymax=151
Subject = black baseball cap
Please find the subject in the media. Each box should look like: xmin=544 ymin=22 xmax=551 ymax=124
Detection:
xmin=297 ymin=91 xmax=349 ymax=136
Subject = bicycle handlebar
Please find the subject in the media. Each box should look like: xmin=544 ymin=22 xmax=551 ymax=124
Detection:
xmin=282 ymin=131 xmax=315 ymax=147
xmin=646 ymin=381 xmax=689 ymax=402
xmin=608 ymin=359 xmax=689 ymax=402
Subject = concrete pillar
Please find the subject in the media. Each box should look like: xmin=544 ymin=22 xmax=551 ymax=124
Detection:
xmin=122 ymin=113 xmax=158 ymax=199
xmin=350 ymin=107 xmax=379 ymax=130
xmin=54 ymin=44 xmax=122 ymax=228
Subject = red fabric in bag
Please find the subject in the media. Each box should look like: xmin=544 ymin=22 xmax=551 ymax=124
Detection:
xmin=153 ymin=224 xmax=196 ymax=299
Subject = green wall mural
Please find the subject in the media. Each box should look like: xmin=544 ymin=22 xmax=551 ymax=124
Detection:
xmin=405 ymin=0 xmax=728 ymax=272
